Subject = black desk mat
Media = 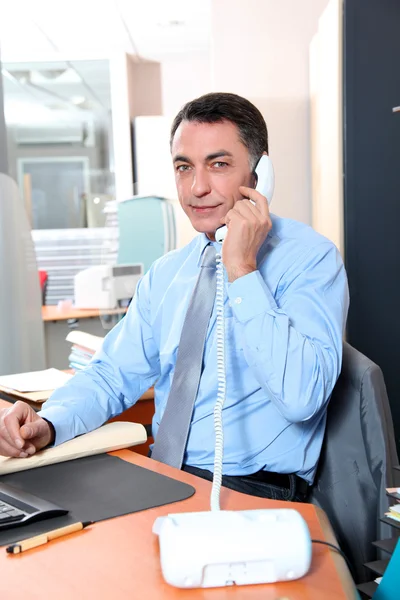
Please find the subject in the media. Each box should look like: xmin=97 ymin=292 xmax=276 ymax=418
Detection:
xmin=0 ymin=453 xmax=195 ymax=546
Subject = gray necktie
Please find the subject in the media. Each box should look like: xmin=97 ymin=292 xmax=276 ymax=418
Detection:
xmin=151 ymin=244 xmax=217 ymax=468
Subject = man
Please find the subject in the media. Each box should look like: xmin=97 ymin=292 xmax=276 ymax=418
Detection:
xmin=0 ymin=93 xmax=349 ymax=501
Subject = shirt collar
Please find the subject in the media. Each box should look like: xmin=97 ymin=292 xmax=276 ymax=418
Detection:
xmin=196 ymin=234 xmax=222 ymax=267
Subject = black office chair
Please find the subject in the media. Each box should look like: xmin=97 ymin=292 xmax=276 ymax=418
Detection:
xmin=310 ymin=342 xmax=400 ymax=583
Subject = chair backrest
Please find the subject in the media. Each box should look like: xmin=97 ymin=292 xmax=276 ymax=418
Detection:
xmin=117 ymin=196 xmax=177 ymax=273
xmin=310 ymin=342 xmax=400 ymax=583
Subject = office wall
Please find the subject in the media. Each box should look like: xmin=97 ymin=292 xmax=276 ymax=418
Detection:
xmin=111 ymin=54 xmax=162 ymax=202
xmin=129 ymin=60 xmax=162 ymax=117
xmin=135 ymin=53 xmax=212 ymax=248
xmin=211 ymin=0 xmax=330 ymax=225
xmin=161 ymin=51 xmax=211 ymax=117
xmin=310 ymin=0 xmax=344 ymax=254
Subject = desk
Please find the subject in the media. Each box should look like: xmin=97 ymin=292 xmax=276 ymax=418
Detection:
xmin=0 ymin=448 xmax=356 ymax=599
xmin=42 ymin=306 xmax=128 ymax=370
xmin=42 ymin=306 xmax=128 ymax=322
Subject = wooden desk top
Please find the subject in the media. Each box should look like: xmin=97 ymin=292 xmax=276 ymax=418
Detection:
xmin=0 ymin=449 xmax=356 ymax=599
xmin=42 ymin=305 xmax=128 ymax=322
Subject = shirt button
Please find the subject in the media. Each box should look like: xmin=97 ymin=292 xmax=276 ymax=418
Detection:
xmin=234 ymin=297 xmax=242 ymax=304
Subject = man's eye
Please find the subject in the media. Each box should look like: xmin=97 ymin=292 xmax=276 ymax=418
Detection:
xmin=176 ymin=164 xmax=191 ymax=172
xmin=212 ymin=161 xmax=228 ymax=168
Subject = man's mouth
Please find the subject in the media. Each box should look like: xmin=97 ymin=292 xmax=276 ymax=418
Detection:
xmin=191 ymin=204 xmax=222 ymax=213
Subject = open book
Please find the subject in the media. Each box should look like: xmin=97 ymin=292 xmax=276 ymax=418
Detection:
xmin=0 ymin=421 xmax=147 ymax=476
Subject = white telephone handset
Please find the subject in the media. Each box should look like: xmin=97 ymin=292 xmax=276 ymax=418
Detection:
xmin=215 ymin=155 xmax=275 ymax=244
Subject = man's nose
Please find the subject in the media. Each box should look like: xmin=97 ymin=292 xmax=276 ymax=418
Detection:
xmin=191 ymin=168 xmax=211 ymax=197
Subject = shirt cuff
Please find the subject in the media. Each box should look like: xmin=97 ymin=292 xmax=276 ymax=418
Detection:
xmin=38 ymin=405 xmax=74 ymax=446
xmin=227 ymin=270 xmax=279 ymax=323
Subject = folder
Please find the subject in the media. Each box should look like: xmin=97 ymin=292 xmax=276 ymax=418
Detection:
xmin=0 ymin=421 xmax=147 ymax=476
xmin=0 ymin=368 xmax=72 ymax=404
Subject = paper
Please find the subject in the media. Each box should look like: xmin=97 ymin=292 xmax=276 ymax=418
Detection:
xmin=0 ymin=368 xmax=72 ymax=393
xmin=384 ymin=511 xmax=400 ymax=522
xmin=0 ymin=421 xmax=147 ymax=476
xmin=66 ymin=330 xmax=104 ymax=352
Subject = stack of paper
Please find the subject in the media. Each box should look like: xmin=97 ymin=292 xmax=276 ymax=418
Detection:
xmin=66 ymin=331 xmax=104 ymax=371
xmin=386 ymin=504 xmax=400 ymax=522
xmin=0 ymin=369 xmax=72 ymax=403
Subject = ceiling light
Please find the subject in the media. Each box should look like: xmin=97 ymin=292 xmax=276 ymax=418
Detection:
xmin=93 ymin=197 xmax=101 ymax=205
xmin=39 ymin=69 xmax=68 ymax=80
xmin=71 ymin=96 xmax=86 ymax=105
xmin=157 ymin=20 xmax=185 ymax=28
xmin=8 ymin=70 xmax=31 ymax=83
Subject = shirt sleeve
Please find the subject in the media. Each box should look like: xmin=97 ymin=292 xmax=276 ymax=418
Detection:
xmin=38 ymin=269 xmax=160 ymax=445
xmin=227 ymin=242 xmax=349 ymax=423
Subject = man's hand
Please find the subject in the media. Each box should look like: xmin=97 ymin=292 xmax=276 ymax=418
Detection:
xmin=0 ymin=401 xmax=54 ymax=458
xmin=221 ymin=186 xmax=272 ymax=282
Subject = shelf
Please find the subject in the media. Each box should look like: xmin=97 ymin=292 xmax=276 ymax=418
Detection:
xmin=386 ymin=490 xmax=400 ymax=501
xmin=364 ymin=558 xmax=389 ymax=576
xmin=356 ymin=581 xmax=378 ymax=598
xmin=381 ymin=516 xmax=400 ymax=530
xmin=372 ymin=537 xmax=399 ymax=554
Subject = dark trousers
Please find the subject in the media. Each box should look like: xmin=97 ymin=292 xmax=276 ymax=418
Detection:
xmin=148 ymin=448 xmax=309 ymax=502
xmin=182 ymin=464 xmax=309 ymax=502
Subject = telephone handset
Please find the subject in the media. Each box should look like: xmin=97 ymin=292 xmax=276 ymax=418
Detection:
xmin=214 ymin=155 xmax=275 ymax=244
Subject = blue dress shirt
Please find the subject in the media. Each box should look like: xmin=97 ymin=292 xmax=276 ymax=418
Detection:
xmin=40 ymin=215 xmax=349 ymax=483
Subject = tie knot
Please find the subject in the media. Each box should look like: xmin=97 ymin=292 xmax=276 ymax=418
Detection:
xmin=201 ymin=244 xmax=216 ymax=268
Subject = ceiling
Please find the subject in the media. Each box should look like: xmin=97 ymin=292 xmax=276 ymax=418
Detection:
xmin=2 ymin=60 xmax=112 ymax=122
xmin=0 ymin=0 xmax=211 ymax=60
xmin=0 ymin=0 xmax=211 ymax=123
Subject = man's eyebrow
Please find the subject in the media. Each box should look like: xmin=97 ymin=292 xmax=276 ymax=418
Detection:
xmin=173 ymin=154 xmax=192 ymax=163
xmin=205 ymin=150 xmax=233 ymax=161
xmin=173 ymin=150 xmax=234 ymax=164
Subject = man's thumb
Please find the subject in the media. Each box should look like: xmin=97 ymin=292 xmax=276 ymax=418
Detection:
xmin=20 ymin=421 xmax=42 ymax=440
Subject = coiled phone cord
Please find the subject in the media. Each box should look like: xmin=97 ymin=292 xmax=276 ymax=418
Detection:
xmin=210 ymin=252 xmax=226 ymax=511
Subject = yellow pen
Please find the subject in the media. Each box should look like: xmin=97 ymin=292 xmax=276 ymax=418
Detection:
xmin=6 ymin=521 xmax=93 ymax=554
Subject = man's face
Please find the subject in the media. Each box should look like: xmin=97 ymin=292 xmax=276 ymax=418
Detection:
xmin=171 ymin=120 xmax=254 ymax=240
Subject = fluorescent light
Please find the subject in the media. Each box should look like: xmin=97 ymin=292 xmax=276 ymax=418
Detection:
xmin=71 ymin=96 xmax=86 ymax=105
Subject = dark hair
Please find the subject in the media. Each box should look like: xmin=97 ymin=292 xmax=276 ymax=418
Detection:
xmin=170 ymin=92 xmax=269 ymax=169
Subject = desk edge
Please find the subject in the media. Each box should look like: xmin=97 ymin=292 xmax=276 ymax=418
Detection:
xmin=314 ymin=505 xmax=357 ymax=599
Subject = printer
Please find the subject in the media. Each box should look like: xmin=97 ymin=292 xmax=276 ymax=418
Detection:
xmin=74 ymin=264 xmax=144 ymax=309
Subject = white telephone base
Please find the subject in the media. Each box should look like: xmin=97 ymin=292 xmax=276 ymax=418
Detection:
xmin=153 ymin=508 xmax=312 ymax=589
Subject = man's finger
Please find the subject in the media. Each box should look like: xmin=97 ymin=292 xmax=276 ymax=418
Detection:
xmin=233 ymin=199 xmax=261 ymax=220
xmin=0 ymin=422 xmax=17 ymax=449
xmin=239 ymin=185 xmax=270 ymax=216
xmin=3 ymin=407 xmax=26 ymax=449
xmin=0 ymin=438 xmax=29 ymax=458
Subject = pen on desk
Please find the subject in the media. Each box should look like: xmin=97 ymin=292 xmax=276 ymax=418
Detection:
xmin=6 ymin=521 xmax=93 ymax=555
